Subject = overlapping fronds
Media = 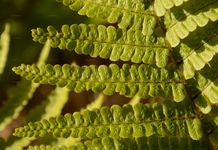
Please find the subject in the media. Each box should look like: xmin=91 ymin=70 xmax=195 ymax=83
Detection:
xmin=0 ymin=40 xmax=51 ymax=131
xmin=27 ymin=136 xmax=209 ymax=150
xmin=54 ymin=94 xmax=104 ymax=147
xmin=56 ymin=0 xmax=157 ymax=36
xmin=194 ymin=77 xmax=218 ymax=114
xmin=165 ymin=0 xmax=218 ymax=47
xmin=9 ymin=0 xmax=218 ymax=149
xmin=154 ymin=0 xmax=190 ymax=16
xmin=0 ymin=80 xmax=38 ymax=131
xmin=185 ymin=56 xmax=218 ymax=114
xmin=13 ymin=101 xmax=203 ymax=140
xmin=12 ymin=63 xmax=186 ymax=102
xmin=32 ymin=24 xmax=169 ymax=67
xmin=5 ymin=87 xmax=69 ymax=150
xmin=28 ymin=87 xmax=69 ymax=122
xmin=175 ymin=22 xmax=218 ymax=79
xmin=0 ymin=24 xmax=10 ymax=75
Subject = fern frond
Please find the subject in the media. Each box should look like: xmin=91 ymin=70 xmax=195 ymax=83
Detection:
xmin=181 ymin=35 xmax=218 ymax=79
xmin=56 ymin=0 xmax=157 ymax=35
xmin=186 ymin=57 xmax=218 ymax=114
xmin=165 ymin=0 xmax=218 ymax=47
xmin=5 ymin=137 xmax=35 ymax=150
xmin=84 ymin=94 xmax=104 ymax=111
xmin=32 ymin=24 xmax=169 ymax=67
xmin=0 ymin=40 xmax=51 ymax=131
xmin=128 ymin=95 xmax=141 ymax=105
xmin=54 ymin=94 xmax=104 ymax=147
xmin=0 ymin=24 xmax=10 ymax=75
xmin=154 ymin=0 xmax=190 ymax=16
xmin=0 ymin=80 xmax=38 ymax=131
xmin=27 ymin=87 xmax=69 ymax=122
xmin=175 ymin=22 xmax=218 ymax=79
xmin=27 ymin=136 xmax=209 ymax=150
xmin=12 ymin=63 xmax=186 ymax=102
xmin=5 ymin=87 xmax=69 ymax=150
xmin=13 ymin=101 xmax=203 ymax=140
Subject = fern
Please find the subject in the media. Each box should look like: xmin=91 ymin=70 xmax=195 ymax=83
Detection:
xmin=128 ymin=95 xmax=141 ymax=105
xmin=0 ymin=40 xmax=51 ymax=131
xmin=53 ymin=94 xmax=104 ymax=147
xmin=84 ymin=94 xmax=104 ymax=111
xmin=5 ymin=86 xmax=69 ymax=150
xmin=12 ymin=63 xmax=186 ymax=102
xmin=8 ymin=0 xmax=218 ymax=149
xmin=154 ymin=0 xmax=190 ymax=16
xmin=13 ymin=101 xmax=203 ymax=140
xmin=27 ymin=136 xmax=209 ymax=150
xmin=172 ymin=21 xmax=218 ymax=79
xmin=32 ymin=24 xmax=169 ymax=67
xmin=183 ymin=56 xmax=218 ymax=114
xmin=56 ymin=0 xmax=157 ymax=36
xmin=165 ymin=0 xmax=218 ymax=47
xmin=0 ymin=24 xmax=10 ymax=75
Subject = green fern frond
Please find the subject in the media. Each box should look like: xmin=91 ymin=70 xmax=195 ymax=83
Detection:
xmin=175 ymin=22 xmax=218 ymax=79
xmin=5 ymin=87 xmax=69 ymax=150
xmin=0 ymin=80 xmax=38 ymax=131
xmin=12 ymin=63 xmax=186 ymax=102
xmin=54 ymin=94 xmax=104 ymax=147
xmin=181 ymin=35 xmax=218 ymax=79
xmin=27 ymin=136 xmax=209 ymax=150
xmin=154 ymin=0 xmax=190 ymax=16
xmin=84 ymin=94 xmax=104 ymax=111
xmin=37 ymin=40 xmax=52 ymax=67
xmin=128 ymin=95 xmax=141 ymax=105
xmin=8 ymin=0 xmax=218 ymax=149
xmin=185 ymin=57 xmax=218 ymax=114
xmin=0 ymin=24 xmax=10 ymax=75
xmin=56 ymin=0 xmax=157 ymax=36
xmin=5 ymin=137 xmax=35 ymax=150
xmin=165 ymin=0 xmax=218 ymax=47
xmin=195 ymin=89 xmax=218 ymax=114
xmin=32 ymin=24 xmax=169 ymax=67
xmin=28 ymin=87 xmax=70 ymax=122
xmin=0 ymin=40 xmax=51 ymax=131
xmin=13 ymin=101 xmax=203 ymax=140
